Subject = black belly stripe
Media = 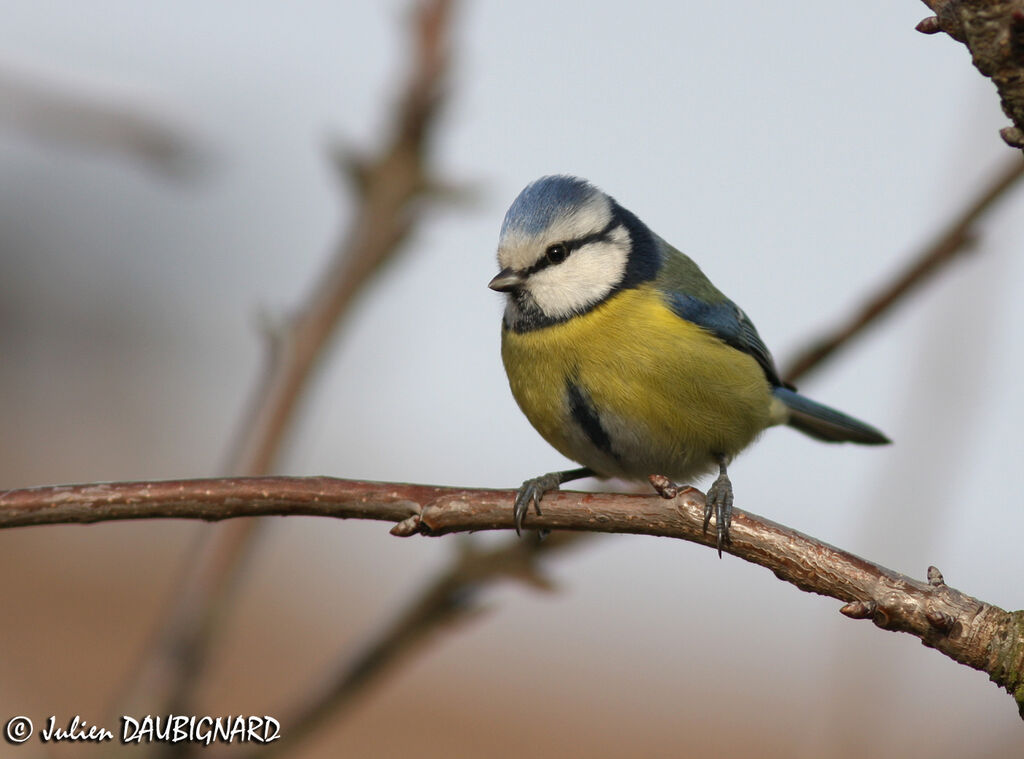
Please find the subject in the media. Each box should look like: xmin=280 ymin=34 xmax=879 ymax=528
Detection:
xmin=566 ymin=380 xmax=616 ymax=459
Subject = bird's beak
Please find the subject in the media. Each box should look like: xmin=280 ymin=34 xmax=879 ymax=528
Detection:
xmin=488 ymin=268 xmax=525 ymax=292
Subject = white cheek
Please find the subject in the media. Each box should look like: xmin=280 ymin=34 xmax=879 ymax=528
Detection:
xmin=529 ymin=239 xmax=628 ymax=318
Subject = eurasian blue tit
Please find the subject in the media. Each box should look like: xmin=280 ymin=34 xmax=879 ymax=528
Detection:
xmin=489 ymin=175 xmax=889 ymax=551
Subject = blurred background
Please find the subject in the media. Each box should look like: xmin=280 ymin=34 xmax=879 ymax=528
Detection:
xmin=1 ymin=1 xmax=1022 ymax=756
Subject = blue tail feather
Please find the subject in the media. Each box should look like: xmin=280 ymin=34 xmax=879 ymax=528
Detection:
xmin=773 ymin=387 xmax=890 ymax=445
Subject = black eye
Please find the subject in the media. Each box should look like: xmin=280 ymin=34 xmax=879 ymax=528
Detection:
xmin=545 ymin=243 xmax=568 ymax=264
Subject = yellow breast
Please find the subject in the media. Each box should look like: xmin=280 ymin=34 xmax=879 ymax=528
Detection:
xmin=500 ymin=286 xmax=774 ymax=481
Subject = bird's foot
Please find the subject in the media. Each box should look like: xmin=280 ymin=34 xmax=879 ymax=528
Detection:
xmin=703 ymin=462 xmax=734 ymax=557
xmin=512 ymin=467 xmax=595 ymax=536
xmin=513 ymin=472 xmax=564 ymax=536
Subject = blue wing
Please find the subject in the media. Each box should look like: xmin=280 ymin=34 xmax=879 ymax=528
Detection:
xmin=665 ymin=292 xmax=788 ymax=389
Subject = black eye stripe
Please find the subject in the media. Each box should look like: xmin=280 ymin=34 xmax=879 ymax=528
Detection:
xmin=523 ymin=217 xmax=621 ymax=276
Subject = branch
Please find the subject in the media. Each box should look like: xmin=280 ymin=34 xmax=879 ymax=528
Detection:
xmin=115 ymin=0 xmax=458 ymax=728
xmin=0 ymin=59 xmax=207 ymax=178
xmin=224 ymin=0 xmax=455 ymax=478
xmin=2 ymin=477 xmax=1022 ymax=717
xmin=916 ymin=0 xmax=1024 ymax=149
xmin=784 ymin=155 xmax=1024 ymax=383
xmin=226 ymin=530 xmax=587 ymax=759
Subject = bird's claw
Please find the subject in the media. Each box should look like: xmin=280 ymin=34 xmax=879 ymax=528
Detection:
xmin=704 ymin=471 xmax=734 ymax=557
xmin=513 ymin=472 xmax=564 ymax=535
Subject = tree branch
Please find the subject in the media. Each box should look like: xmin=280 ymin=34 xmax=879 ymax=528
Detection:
xmin=2 ymin=477 xmax=1021 ymax=717
xmin=916 ymin=0 xmax=1024 ymax=149
xmin=225 ymin=530 xmax=587 ymax=759
xmin=224 ymin=0 xmax=454 ymax=479
xmin=0 ymin=59 xmax=206 ymax=178
xmin=115 ymin=0 xmax=458 ymax=729
xmin=783 ymin=155 xmax=1024 ymax=383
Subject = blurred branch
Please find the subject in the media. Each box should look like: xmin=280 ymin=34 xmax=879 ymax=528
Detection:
xmin=784 ymin=155 xmax=1024 ymax=383
xmin=2 ymin=476 xmax=1022 ymax=718
xmin=224 ymin=0 xmax=455 ymax=479
xmin=915 ymin=0 xmax=1024 ymax=149
xmin=114 ymin=0 xmax=459 ymax=731
xmin=225 ymin=530 xmax=586 ymax=759
xmin=0 ymin=60 xmax=207 ymax=178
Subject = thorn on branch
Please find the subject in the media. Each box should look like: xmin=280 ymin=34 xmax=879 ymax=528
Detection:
xmin=648 ymin=474 xmax=678 ymax=499
xmin=1000 ymin=126 xmax=1024 ymax=149
xmin=648 ymin=475 xmax=699 ymax=503
xmin=840 ymin=600 xmax=878 ymax=621
xmin=390 ymin=514 xmax=422 ymax=537
xmin=916 ymin=16 xmax=942 ymax=35
xmin=327 ymin=138 xmax=371 ymax=193
xmin=927 ymin=565 xmax=946 ymax=587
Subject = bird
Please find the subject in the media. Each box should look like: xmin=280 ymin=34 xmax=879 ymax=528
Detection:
xmin=488 ymin=175 xmax=889 ymax=553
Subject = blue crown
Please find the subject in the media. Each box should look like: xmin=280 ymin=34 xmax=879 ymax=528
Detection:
xmin=500 ymin=175 xmax=599 ymax=239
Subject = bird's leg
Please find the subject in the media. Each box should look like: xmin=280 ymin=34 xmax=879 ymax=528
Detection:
xmin=704 ymin=454 xmax=734 ymax=557
xmin=513 ymin=466 xmax=594 ymax=535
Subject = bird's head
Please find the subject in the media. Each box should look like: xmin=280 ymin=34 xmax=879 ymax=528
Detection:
xmin=489 ymin=175 xmax=660 ymax=331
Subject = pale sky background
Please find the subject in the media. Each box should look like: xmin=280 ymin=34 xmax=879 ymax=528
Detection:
xmin=1 ymin=2 xmax=1022 ymax=757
